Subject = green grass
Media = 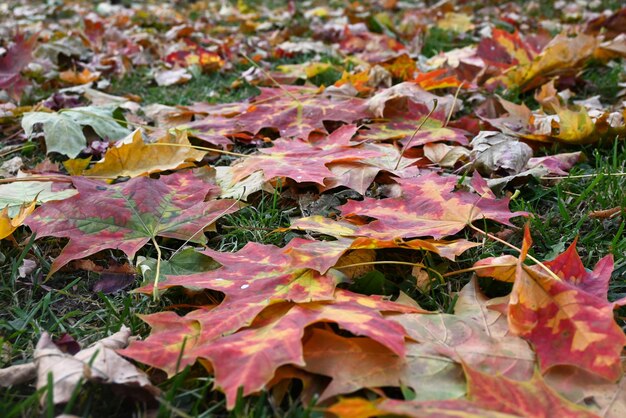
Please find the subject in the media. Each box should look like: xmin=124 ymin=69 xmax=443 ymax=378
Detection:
xmin=421 ymin=27 xmax=475 ymax=58
xmin=108 ymin=52 xmax=345 ymax=106
xmin=109 ymin=68 xmax=259 ymax=107
xmin=581 ymin=60 xmax=625 ymax=103
xmin=215 ymin=188 xmax=296 ymax=252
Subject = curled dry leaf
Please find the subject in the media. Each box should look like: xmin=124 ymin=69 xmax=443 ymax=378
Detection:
xmin=470 ymin=131 xmax=533 ymax=176
xmin=34 ymin=327 xmax=159 ymax=405
xmin=0 ymin=199 xmax=37 ymax=240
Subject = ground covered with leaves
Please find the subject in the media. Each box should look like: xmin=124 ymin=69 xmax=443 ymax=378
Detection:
xmin=1 ymin=0 xmax=626 ymax=417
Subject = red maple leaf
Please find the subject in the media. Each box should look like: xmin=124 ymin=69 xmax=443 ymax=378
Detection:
xmin=235 ymin=86 xmax=370 ymax=139
xmin=0 ymin=32 xmax=37 ymax=99
xmin=338 ymin=172 xmax=526 ymax=240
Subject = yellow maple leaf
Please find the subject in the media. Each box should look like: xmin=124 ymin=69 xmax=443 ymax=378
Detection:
xmin=83 ymin=129 xmax=207 ymax=178
xmin=0 ymin=199 xmax=37 ymax=240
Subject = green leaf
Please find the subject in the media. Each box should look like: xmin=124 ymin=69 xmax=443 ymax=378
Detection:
xmin=0 ymin=181 xmax=77 ymax=217
xmin=21 ymin=106 xmax=130 ymax=158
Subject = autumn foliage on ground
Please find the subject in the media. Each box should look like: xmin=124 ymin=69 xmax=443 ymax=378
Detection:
xmin=1 ymin=0 xmax=626 ymax=417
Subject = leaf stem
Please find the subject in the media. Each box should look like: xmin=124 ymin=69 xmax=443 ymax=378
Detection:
xmin=151 ymin=235 xmax=163 ymax=301
xmin=467 ymin=223 xmax=562 ymax=282
xmin=393 ymin=99 xmax=438 ymax=171
xmin=240 ymin=53 xmax=302 ymax=105
xmin=444 ymin=81 xmax=464 ymax=127
xmin=147 ymin=142 xmax=251 ymax=158
xmin=442 ymin=263 xmax=515 ymax=278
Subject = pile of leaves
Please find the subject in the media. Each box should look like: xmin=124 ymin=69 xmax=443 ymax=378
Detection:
xmin=1 ymin=0 xmax=625 ymax=416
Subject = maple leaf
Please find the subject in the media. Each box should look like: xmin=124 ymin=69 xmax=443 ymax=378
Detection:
xmin=137 ymin=240 xmax=347 ymax=299
xmin=329 ymin=398 xmax=516 ymax=418
xmin=0 ymin=181 xmax=76 ymax=216
xmin=453 ymin=278 xmax=513 ymax=339
xmin=381 ymin=54 xmax=417 ymax=80
xmin=0 ymin=199 xmax=37 ymax=240
xmin=474 ymin=227 xmax=626 ymax=381
xmin=125 ymin=240 xmax=352 ymax=373
xmin=22 ymin=106 xmax=131 ymax=158
xmin=229 ymin=124 xmax=383 ymax=185
xmin=545 ymin=362 xmax=626 ymax=417
xmin=301 ymin=281 xmax=534 ymax=403
xmin=235 ymin=86 xmax=370 ymax=138
xmin=326 ymin=397 xmax=389 ymax=418
xmin=33 ymin=327 xmax=159 ymax=405
xmin=495 ymin=33 xmax=598 ymax=90
xmin=83 ymin=129 xmax=206 ymax=178
xmin=59 ymin=68 xmax=100 ymax=85
xmin=542 ymin=237 xmax=614 ymax=300
xmin=476 ymin=29 xmax=534 ymax=70
xmin=324 ymin=162 xmax=383 ymax=195
xmin=328 ymin=365 xmax=600 ymax=418
xmin=323 ymin=141 xmax=436 ymax=193
xmin=121 ymin=291 xmax=418 ymax=408
xmin=284 ymin=232 xmax=478 ymax=275
xmin=0 ymin=32 xmax=36 ymax=99
xmin=125 ymin=237 xmax=422 ymax=408
xmin=178 ymin=115 xmax=252 ymax=148
xmin=337 ymin=172 xmax=525 ymax=240
xmin=25 ymin=170 xmax=241 ymax=275
xmin=463 ymin=365 xmax=600 ymax=418
xmin=303 ymin=328 xmax=466 ymax=402
xmin=358 ymin=119 xmax=468 ymax=147
xmin=413 ymin=69 xmax=467 ymax=90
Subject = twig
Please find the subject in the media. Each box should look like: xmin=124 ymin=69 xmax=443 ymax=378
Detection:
xmin=589 ymin=207 xmax=623 ymax=219
xmin=540 ymin=172 xmax=626 ymax=180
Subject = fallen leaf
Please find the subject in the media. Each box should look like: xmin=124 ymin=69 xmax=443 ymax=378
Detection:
xmin=303 ymin=328 xmax=466 ymax=402
xmin=474 ymin=227 xmax=626 ymax=380
xmin=230 ymin=124 xmax=382 ymax=185
xmin=0 ymin=181 xmax=77 ymax=217
xmin=338 ymin=172 xmax=526 ymax=240
xmin=0 ymin=199 xmax=36 ymax=240
xmin=0 ymin=32 xmax=36 ymax=98
xmin=22 ymin=106 xmax=131 ymax=158
xmin=154 ymin=68 xmax=192 ymax=87
xmin=59 ymin=68 xmax=100 ymax=85
xmin=92 ymin=272 xmax=136 ymax=294
xmin=470 ymin=131 xmax=533 ymax=175
xmin=463 ymin=365 xmax=600 ymax=418
xmin=436 ymin=12 xmax=474 ymax=33
xmin=34 ymin=327 xmax=159 ymax=405
xmin=26 ymin=169 xmax=242 ymax=275
xmin=83 ymin=129 xmax=206 ymax=178
xmin=121 ymin=291 xmax=418 ymax=408
xmin=235 ymin=86 xmax=370 ymax=139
